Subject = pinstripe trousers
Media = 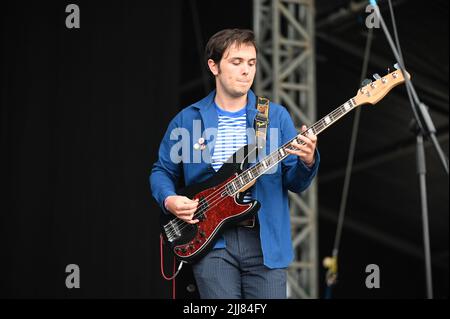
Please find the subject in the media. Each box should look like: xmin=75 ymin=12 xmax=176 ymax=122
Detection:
xmin=192 ymin=224 xmax=287 ymax=299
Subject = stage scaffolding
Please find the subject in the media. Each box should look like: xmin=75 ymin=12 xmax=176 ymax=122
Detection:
xmin=253 ymin=0 xmax=318 ymax=299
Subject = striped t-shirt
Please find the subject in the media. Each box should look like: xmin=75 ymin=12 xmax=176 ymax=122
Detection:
xmin=211 ymin=103 xmax=252 ymax=202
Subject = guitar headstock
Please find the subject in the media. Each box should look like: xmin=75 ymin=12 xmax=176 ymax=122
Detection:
xmin=353 ymin=66 xmax=411 ymax=107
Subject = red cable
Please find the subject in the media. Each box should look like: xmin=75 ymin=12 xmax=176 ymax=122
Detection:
xmin=173 ymin=256 xmax=176 ymax=299
xmin=160 ymin=234 xmax=177 ymax=299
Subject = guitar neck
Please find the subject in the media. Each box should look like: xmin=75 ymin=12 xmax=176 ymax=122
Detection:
xmin=228 ymin=97 xmax=357 ymax=193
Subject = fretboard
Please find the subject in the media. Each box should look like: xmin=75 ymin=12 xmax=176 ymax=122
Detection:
xmin=226 ymin=98 xmax=357 ymax=194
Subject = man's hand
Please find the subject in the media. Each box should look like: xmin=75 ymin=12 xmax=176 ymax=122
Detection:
xmin=164 ymin=195 xmax=200 ymax=224
xmin=285 ymin=125 xmax=317 ymax=167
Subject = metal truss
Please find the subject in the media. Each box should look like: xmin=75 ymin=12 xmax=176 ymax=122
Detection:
xmin=254 ymin=0 xmax=318 ymax=298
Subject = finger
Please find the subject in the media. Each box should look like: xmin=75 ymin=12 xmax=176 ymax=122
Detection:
xmin=178 ymin=201 xmax=199 ymax=211
xmin=285 ymin=148 xmax=302 ymax=156
xmin=182 ymin=211 xmax=200 ymax=224
xmin=287 ymin=141 xmax=309 ymax=156
xmin=291 ymin=139 xmax=307 ymax=150
xmin=306 ymin=132 xmax=317 ymax=143
xmin=296 ymin=134 xmax=313 ymax=146
xmin=177 ymin=208 xmax=198 ymax=216
xmin=182 ymin=197 xmax=199 ymax=204
xmin=299 ymin=124 xmax=317 ymax=138
xmin=298 ymin=136 xmax=316 ymax=153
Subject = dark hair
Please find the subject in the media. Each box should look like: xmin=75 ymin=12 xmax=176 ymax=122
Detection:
xmin=205 ymin=29 xmax=257 ymax=64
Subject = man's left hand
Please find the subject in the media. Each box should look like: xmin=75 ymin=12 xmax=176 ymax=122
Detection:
xmin=285 ymin=125 xmax=317 ymax=167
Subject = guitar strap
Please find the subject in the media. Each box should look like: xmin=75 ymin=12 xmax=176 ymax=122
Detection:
xmin=255 ymin=96 xmax=270 ymax=153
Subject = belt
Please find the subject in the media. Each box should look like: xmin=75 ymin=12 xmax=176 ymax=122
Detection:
xmin=236 ymin=216 xmax=257 ymax=228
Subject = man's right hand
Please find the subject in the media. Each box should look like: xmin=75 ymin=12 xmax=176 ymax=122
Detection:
xmin=164 ymin=195 xmax=200 ymax=224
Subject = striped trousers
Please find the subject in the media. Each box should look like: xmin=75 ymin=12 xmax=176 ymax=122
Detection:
xmin=192 ymin=223 xmax=287 ymax=299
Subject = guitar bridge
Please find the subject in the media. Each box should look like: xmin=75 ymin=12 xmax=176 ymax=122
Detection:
xmin=164 ymin=220 xmax=181 ymax=243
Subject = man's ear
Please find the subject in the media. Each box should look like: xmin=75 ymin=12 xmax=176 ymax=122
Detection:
xmin=207 ymin=59 xmax=219 ymax=76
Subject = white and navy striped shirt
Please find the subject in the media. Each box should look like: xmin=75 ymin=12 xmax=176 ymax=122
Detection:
xmin=212 ymin=103 xmax=252 ymax=202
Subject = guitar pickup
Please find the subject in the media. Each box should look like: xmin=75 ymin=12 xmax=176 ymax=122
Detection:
xmin=197 ymin=197 xmax=208 ymax=221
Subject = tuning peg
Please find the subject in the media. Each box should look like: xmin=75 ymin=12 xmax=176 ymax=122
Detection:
xmin=360 ymin=78 xmax=372 ymax=87
xmin=372 ymin=73 xmax=381 ymax=80
xmin=394 ymin=63 xmax=400 ymax=70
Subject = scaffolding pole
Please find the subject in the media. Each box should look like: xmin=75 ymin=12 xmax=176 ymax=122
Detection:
xmin=254 ymin=0 xmax=318 ymax=299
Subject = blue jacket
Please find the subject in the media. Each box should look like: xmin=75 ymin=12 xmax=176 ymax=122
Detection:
xmin=150 ymin=90 xmax=319 ymax=268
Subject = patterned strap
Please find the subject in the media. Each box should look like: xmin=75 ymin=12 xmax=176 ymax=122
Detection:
xmin=255 ymin=96 xmax=269 ymax=151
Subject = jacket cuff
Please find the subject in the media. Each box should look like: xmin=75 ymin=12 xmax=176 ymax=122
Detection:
xmin=298 ymin=148 xmax=320 ymax=173
xmin=158 ymin=189 xmax=177 ymax=215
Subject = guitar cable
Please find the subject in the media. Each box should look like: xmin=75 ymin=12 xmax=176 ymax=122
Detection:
xmin=160 ymin=234 xmax=186 ymax=299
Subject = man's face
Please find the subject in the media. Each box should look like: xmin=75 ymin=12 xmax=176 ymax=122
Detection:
xmin=208 ymin=42 xmax=257 ymax=98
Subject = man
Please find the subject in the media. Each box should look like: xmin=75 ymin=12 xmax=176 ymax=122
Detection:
xmin=150 ymin=29 xmax=319 ymax=299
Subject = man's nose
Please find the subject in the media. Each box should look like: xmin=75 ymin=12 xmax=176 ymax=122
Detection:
xmin=241 ymin=64 xmax=249 ymax=75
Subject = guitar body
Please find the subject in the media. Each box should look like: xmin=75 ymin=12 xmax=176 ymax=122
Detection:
xmin=160 ymin=144 xmax=260 ymax=263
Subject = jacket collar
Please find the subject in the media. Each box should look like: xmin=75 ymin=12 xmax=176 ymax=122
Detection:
xmin=193 ymin=89 xmax=259 ymax=153
xmin=192 ymin=89 xmax=259 ymax=125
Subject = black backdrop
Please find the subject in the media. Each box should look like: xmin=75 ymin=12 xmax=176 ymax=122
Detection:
xmin=1 ymin=0 xmax=448 ymax=300
xmin=1 ymin=1 xmax=184 ymax=298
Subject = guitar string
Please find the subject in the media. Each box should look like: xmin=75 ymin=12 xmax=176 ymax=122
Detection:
xmin=165 ymin=136 xmax=319 ymax=240
xmin=164 ymin=102 xmax=354 ymax=239
xmin=165 ymin=72 xmax=401 ymax=238
xmin=164 ymin=102 xmax=354 ymax=238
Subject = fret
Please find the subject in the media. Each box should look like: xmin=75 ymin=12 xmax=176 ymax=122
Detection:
xmin=229 ymin=182 xmax=236 ymax=193
xmin=262 ymin=160 xmax=268 ymax=169
xmin=314 ymin=121 xmax=322 ymax=133
xmin=307 ymin=99 xmax=355 ymax=137
xmin=252 ymin=166 xmax=258 ymax=176
xmin=296 ymin=136 xmax=306 ymax=146
xmin=319 ymin=119 xmax=326 ymax=130
xmin=335 ymin=105 xmax=346 ymax=118
xmin=343 ymin=101 xmax=351 ymax=111
xmin=256 ymin=166 xmax=261 ymax=175
xmin=271 ymin=154 xmax=278 ymax=163
xmin=273 ymin=153 xmax=280 ymax=163
xmin=312 ymin=122 xmax=322 ymax=134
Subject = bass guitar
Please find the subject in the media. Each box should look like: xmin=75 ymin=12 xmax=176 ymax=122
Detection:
xmin=160 ymin=65 xmax=409 ymax=263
